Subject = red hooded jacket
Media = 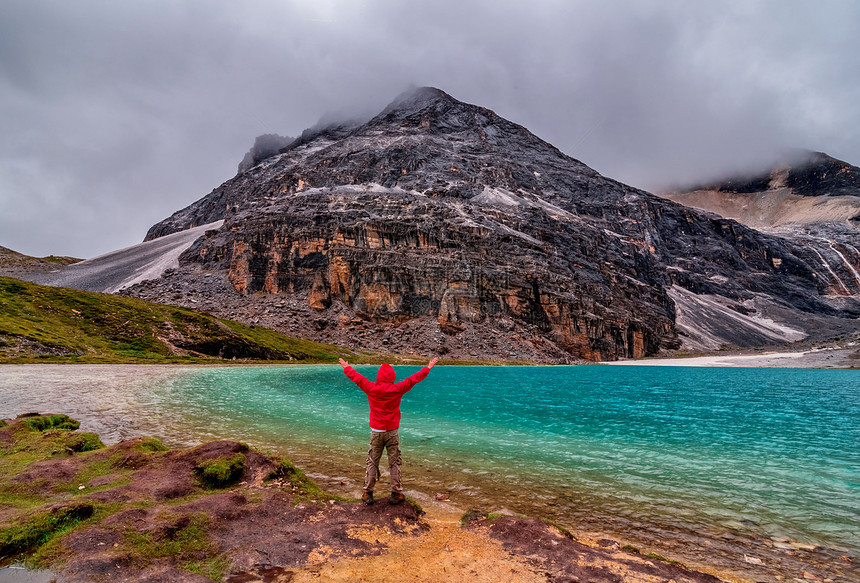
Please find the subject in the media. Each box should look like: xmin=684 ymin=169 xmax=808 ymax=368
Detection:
xmin=343 ymin=364 xmax=430 ymax=431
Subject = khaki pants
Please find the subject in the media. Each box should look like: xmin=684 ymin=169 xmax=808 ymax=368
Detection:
xmin=365 ymin=429 xmax=402 ymax=493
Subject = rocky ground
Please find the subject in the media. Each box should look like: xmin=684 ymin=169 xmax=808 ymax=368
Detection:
xmin=121 ymin=266 xmax=579 ymax=364
xmin=5 ymin=414 xmax=835 ymax=583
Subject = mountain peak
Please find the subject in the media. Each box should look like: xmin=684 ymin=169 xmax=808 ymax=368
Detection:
xmin=135 ymin=87 xmax=860 ymax=363
xmin=379 ymin=86 xmax=454 ymax=116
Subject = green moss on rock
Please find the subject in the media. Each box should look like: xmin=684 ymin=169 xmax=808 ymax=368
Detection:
xmin=0 ymin=502 xmax=94 ymax=559
xmin=265 ymin=459 xmax=339 ymax=502
xmin=194 ymin=454 xmax=246 ymax=489
xmin=20 ymin=414 xmax=80 ymax=432
xmin=65 ymin=432 xmax=104 ymax=453
xmin=139 ymin=437 xmax=169 ymax=453
xmin=122 ymin=513 xmax=213 ymax=566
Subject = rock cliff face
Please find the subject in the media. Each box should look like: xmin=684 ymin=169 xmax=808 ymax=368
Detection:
xmin=136 ymin=88 xmax=860 ymax=360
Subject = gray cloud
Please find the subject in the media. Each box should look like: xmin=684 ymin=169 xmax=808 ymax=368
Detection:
xmin=2 ymin=0 xmax=858 ymax=257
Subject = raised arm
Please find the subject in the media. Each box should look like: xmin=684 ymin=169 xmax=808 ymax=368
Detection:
xmin=340 ymin=358 xmax=374 ymax=392
xmin=394 ymin=357 xmax=438 ymax=392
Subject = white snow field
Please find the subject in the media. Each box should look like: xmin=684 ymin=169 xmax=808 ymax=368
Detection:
xmin=32 ymin=221 xmax=223 ymax=293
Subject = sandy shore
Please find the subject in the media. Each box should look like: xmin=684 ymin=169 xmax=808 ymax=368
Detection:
xmin=604 ymin=346 xmax=859 ymax=368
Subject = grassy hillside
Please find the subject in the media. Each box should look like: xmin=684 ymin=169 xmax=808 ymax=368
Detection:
xmin=0 ymin=276 xmax=354 ymax=363
xmin=0 ymin=245 xmax=81 ymax=273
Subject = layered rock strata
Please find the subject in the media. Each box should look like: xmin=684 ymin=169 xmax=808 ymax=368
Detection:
xmin=134 ymin=88 xmax=860 ymax=360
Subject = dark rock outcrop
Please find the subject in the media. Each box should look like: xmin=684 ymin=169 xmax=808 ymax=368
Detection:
xmin=695 ymin=151 xmax=860 ymax=198
xmin=135 ymin=88 xmax=860 ymax=360
xmin=237 ymin=133 xmax=294 ymax=175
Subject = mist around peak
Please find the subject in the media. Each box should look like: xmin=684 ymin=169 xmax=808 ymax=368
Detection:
xmin=664 ymin=149 xmax=860 ymax=198
xmin=237 ymin=134 xmax=294 ymax=174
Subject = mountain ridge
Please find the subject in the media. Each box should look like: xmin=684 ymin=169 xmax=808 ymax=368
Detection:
xmin=660 ymin=151 xmax=860 ymax=229
xmin=145 ymin=86 xmax=595 ymax=242
xmin=62 ymin=88 xmax=860 ymax=360
xmin=683 ymin=151 xmax=860 ymax=198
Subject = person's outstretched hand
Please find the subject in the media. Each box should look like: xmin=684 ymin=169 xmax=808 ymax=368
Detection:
xmin=428 ymin=357 xmax=439 ymax=369
xmin=339 ymin=358 xmax=349 ymax=368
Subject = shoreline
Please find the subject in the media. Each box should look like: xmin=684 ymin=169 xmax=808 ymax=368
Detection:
xmin=294 ymin=448 xmax=858 ymax=583
xmin=2 ymin=341 xmax=859 ymax=369
xmin=605 ymin=346 xmax=859 ymax=368
xmin=3 ymin=416 xmax=855 ymax=583
xmin=0 ymin=415 xmax=740 ymax=583
xmin=2 ymin=364 xmax=857 ymax=582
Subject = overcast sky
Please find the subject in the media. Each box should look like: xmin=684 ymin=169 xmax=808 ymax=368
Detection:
xmin=2 ymin=0 xmax=859 ymax=258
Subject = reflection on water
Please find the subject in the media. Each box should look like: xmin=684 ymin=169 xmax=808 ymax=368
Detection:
xmin=0 ymin=365 xmax=199 ymax=444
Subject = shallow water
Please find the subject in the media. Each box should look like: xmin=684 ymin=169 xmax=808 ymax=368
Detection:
xmin=2 ymin=364 xmax=858 ymax=576
xmin=0 ymin=566 xmax=56 ymax=583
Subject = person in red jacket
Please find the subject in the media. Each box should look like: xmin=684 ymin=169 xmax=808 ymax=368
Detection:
xmin=339 ymin=357 xmax=438 ymax=506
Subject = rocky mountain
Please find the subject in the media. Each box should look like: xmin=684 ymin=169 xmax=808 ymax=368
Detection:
xmin=661 ymin=151 xmax=860 ymax=230
xmin=660 ymin=152 xmax=860 ymax=330
xmin=127 ymin=88 xmax=859 ymax=360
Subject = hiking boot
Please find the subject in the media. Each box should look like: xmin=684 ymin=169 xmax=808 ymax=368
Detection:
xmin=389 ymin=492 xmax=406 ymax=505
xmin=362 ymin=491 xmax=374 ymax=505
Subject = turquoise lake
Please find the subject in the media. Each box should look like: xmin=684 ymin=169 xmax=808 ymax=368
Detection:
xmin=1 ymin=364 xmax=858 ymax=559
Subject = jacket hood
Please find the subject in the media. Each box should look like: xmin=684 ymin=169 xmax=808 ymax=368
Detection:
xmin=376 ymin=363 xmax=396 ymax=383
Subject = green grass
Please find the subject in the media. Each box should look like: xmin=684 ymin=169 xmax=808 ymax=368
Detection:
xmin=0 ymin=276 xmax=356 ymax=363
xmin=219 ymin=319 xmax=344 ymax=362
xmin=0 ymin=414 xmax=359 ymax=575
xmin=138 ymin=437 xmax=169 ymax=453
xmin=539 ymin=516 xmax=576 ymax=540
xmin=64 ymin=432 xmax=103 ymax=453
xmin=40 ymin=255 xmax=81 ymax=265
xmin=645 ymin=551 xmax=687 ymax=568
xmin=0 ymin=417 xmax=159 ymax=503
xmin=0 ymin=417 xmax=103 ymax=490
xmin=405 ymin=495 xmax=424 ymax=515
xmin=0 ymin=418 xmax=202 ymax=566
xmin=183 ymin=553 xmax=231 ymax=581
xmin=122 ymin=513 xmax=213 ymax=566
